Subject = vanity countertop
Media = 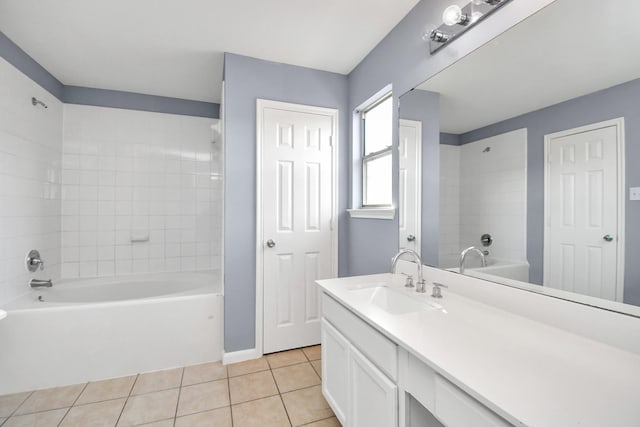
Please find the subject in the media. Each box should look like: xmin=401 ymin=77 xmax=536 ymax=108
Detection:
xmin=317 ymin=273 xmax=640 ymax=427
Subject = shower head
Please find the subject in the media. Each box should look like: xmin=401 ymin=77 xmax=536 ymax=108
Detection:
xmin=31 ymin=97 xmax=48 ymax=109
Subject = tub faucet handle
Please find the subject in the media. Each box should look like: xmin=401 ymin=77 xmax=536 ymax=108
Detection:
xmin=26 ymin=250 xmax=44 ymax=272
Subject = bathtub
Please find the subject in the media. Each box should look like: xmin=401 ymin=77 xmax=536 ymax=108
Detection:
xmin=446 ymin=258 xmax=530 ymax=282
xmin=0 ymin=271 xmax=223 ymax=395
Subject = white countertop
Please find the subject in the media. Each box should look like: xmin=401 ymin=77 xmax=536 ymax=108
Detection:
xmin=317 ymin=273 xmax=640 ymax=427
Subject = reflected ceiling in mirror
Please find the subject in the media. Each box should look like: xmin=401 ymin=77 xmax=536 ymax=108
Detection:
xmin=399 ymin=0 xmax=640 ymax=317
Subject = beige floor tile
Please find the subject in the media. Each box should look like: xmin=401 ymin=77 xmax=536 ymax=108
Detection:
xmin=282 ymin=385 xmax=333 ymax=426
xmin=177 ymin=380 xmax=230 ymax=417
xmin=302 ymin=345 xmax=321 ymax=361
xmin=0 ymin=392 xmax=31 ymax=417
xmin=310 ymin=360 xmax=322 ymax=379
xmin=76 ymin=376 xmax=136 ymax=405
xmin=15 ymin=384 xmax=85 ymax=415
xmin=272 ymin=363 xmax=320 ymax=393
xmin=229 ymin=370 xmax=279 ymax=404
xmin=175 ymin=406 xmax=232 ymax=427
xmin=131 ymin=368 xmax=182 ymax=395
xmin=231 ymin=395 xmax=290 ymax=427
xmin=3 ymin=408 xmax=68 ymax=427
xmin=60 ymin=398 xmax=126 ymax=427
xmin=266 ymin=349 xmax=307 ymax=369
xmin=117 ymin=388 xmax=179 ymax=427
xmin=227 ymin=358 xmax=270 ymax=377
xmin=303 ymin=417 xmax=341 ymax=427
xmin=183 ymin=361 xmax=227 ymax=386
xmin=135 ymin=420 xmax=174 ymax=427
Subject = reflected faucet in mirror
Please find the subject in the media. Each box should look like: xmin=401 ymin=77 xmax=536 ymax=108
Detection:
xmin=459 ymin=246 xmax=487 ymax=274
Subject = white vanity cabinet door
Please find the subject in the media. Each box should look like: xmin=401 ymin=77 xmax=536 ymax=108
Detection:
xmin=321 ymin=319 xmax=349 ymax=425
xmin=350 ymin=345 xmax=398 ymax=427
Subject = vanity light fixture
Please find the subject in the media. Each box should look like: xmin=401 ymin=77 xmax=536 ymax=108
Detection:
xmin=427 ymin=0 xmax=513 ymax=54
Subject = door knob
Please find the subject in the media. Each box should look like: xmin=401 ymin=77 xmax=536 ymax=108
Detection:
xmin=407 ymin=235 xmax=416 ymax=242
xmin=603 ymin=234 xmax=614 ymax=242
xmin=266 ymin=239 xmax=276 ymax=248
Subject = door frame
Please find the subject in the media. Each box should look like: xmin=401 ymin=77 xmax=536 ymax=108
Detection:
xmin=543 ymin=118 xmax=625 ymax=301
xmin=255 ymin=99 xmax=339 ymax=356
xmin=398 ymin=119 xmax=422 ymax=255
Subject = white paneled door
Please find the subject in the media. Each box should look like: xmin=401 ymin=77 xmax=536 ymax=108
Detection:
xmin=399 ymin=119 xmax=422 ymax=254
xmin=545 ymin=120 xmax=624 ymax=301
xmin=258 ymin=100 xmax=337 ymax=354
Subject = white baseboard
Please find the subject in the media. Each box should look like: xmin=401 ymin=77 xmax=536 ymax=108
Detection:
xmin=222 ymin=347 xmax=262 ymax=365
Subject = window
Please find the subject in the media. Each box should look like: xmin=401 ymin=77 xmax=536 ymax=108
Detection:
xmin=362 ymin=94 xmax=392 ymax=207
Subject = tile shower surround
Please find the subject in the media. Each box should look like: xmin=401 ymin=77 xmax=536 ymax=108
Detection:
xmin=61 ymin=105 xmax=222 ymax=279
xmin=0 ymin=58 xmax=63 ymax=305
xmin=439 ymin=130 xmax=527 ymax=267
xmin=0 ymin=346 xmax=337 ymax=427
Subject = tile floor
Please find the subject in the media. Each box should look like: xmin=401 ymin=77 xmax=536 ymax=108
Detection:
xmin=0 ymin=345 xmax=339 ymax=427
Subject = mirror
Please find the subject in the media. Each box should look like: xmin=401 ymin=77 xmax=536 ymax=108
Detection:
xmin=399 ymin=0 xmax=640 ymax=315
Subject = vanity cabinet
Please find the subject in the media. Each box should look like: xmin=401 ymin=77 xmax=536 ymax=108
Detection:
xmin=321 ymin=294 xmax=398 ymax=427
xmin=321 ymin=319 xmax=349 ymax=423
xmin=401 ymin=351 xmax=510 ymax=427
xmin=321 ymin=291 xmax=511 ymax=427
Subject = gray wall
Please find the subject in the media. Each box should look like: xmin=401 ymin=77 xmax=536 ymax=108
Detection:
xmin=0 ymin=31 xmax=219 ymax=118
xmin=399 ymin=90 xmax=441 ymax=266
xmin=223 ymin=53 xmax=349 ymax=352
xmin=459 ymin=79 xmax=640 ymax=306
xmin=345 ymin=0 xmax=555 ymax=275
xmin=0 ymin=31 xmax=63 ymax=99
xmin=63 ymin=86 xmax=219 ymax=118
xmin=440 ymin=133 xmax=462 ymax=146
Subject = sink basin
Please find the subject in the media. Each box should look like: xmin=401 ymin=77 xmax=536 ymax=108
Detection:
xmin=349 ymin=286 xmax=437 ymax=315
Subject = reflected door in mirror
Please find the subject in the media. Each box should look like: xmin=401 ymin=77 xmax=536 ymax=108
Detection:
xmin=399 ymin=119 xmax=422 ymax=254
xmin=545 ymin=122 xmax=623 ymax=301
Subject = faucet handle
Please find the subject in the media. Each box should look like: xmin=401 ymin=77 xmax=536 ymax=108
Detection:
xmin=26 ymin=250 xmax=44 ymax=272
xmin=401 ymin=273 xmax=415 ymax=288
xmin=431 ymin=282 xmax=448 ymax=298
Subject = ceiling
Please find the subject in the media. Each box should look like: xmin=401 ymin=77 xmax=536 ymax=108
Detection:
xmin=416 ymin=0 xmax=640 ymax=134
xmin=0 ymin=0 xmax=419 ymax=103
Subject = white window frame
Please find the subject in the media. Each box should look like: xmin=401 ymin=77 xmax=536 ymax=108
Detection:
xmin=361 ymin=92 xmax=393 ymax=208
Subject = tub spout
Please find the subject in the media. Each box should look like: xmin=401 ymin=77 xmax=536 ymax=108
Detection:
xmin=30 ymin=279 xmax=52 ymax=288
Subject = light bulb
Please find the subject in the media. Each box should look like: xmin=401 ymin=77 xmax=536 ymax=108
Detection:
xmin=442 ymin=5 xmax=463 ymax=26
xmin=471 ymin=11 xmax=483 ymax=23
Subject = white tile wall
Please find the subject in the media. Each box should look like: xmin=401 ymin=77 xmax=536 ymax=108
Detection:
xmin=439 ymin=129 xmax=527 ymax=268
xmin=0 ymin=58 xmax=63 ymax=305
xmin=439 ymin=144 xmax=461 ymax=268
xmin=61 ymin=105 xmax=222 ymax=279
xmin=459 ymin=128 xmax=527 ymax=263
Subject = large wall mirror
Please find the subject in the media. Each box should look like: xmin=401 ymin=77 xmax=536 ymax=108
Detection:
xmin=399 ymin=0 xmax=640 ymax=316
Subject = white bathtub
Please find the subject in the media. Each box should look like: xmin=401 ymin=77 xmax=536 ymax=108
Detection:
xmin=446 ymin=258 xmax=530 ymax=282
xmin=0 ymin=271 xmax=223 ymax=395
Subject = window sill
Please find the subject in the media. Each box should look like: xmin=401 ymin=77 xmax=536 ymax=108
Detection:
xmin=347 ymin=208 xmax=396 ymax=220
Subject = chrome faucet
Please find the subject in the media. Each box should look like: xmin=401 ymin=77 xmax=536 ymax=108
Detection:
xmin=391 ymin=249 xmax=426 ymax=293
xmin=459 ymin=246 xmax=487 ymax=274
xmin=30 ymin=279 xmax=52 ymax=288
